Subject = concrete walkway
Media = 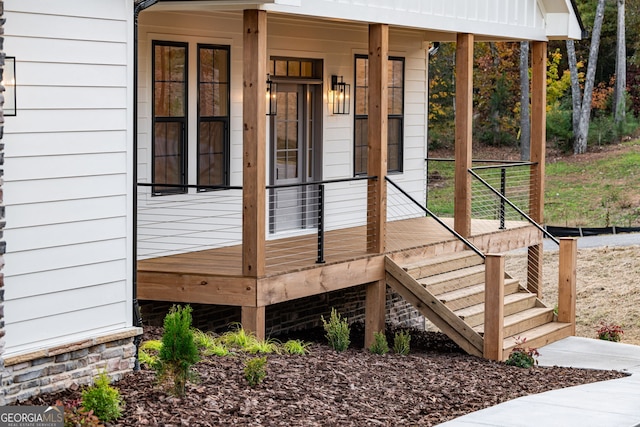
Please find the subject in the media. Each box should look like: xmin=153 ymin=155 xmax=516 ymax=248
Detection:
xmin=436 ymin=337 xmax=640 ymax=427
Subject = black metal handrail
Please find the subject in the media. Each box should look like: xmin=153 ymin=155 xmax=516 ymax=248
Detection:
xmin=386 ymin=176 xmax=485 ymax=259
xmin=137 ymin=182 xmax=243 ymax=191
xmin=427 ymin=157 xmax=537 ymax=166
xmin=266 ymin=175 xmax=376 ymax=190
xmin=468 ymin=169 xmax=560 ymax=245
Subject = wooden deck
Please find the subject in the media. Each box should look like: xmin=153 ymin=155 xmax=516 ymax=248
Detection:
xmin=137 ymin=217 xmax=542 ymax=307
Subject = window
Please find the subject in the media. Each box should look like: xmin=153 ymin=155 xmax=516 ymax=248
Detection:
xmin=354 ymin=55 xmax=404 ymax=176
xmin=198 ymin=44 xmax=230 ymax=188
xmin=152 ymin=41 xmax=230 ymax=195
xmin=153 ymin=41 xmax=187 ymax=194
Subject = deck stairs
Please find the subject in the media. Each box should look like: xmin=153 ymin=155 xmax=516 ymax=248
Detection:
xmin=385 ymin=251 xmax=572 ymax=360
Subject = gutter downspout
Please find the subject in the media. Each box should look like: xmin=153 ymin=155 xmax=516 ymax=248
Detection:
xmin=133 ymin=0 xmax=158 ymax=371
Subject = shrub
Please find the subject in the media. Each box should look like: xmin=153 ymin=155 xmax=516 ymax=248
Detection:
xmin=393 ymin=330 xmax=411 ymax=356
xmin=283 ymin=339 xmax=311 ymax=355
xmin=505 ymin=337 xmax=539 ymax=368
xmin=80 ymin=372 xmax=122 ymax=422
xmin=596 ymin=321 xmax=624 ymax=342
xmin=247 ymin=339 xmax=280 ymax=354
xmin=57 ymin=399 xmax=101 ymax=427
xmin=157 ymin=305 xmax=200 ymax=397
xmin=220 ymin=325 xmax=259 ymax=350
xmin=244 ymin=356 xmax=267 ymax=387
xmin=321 ymin=308 xmax=351 ymax=352
xmin=139 ymin=339 xmax=162 ymax=368
xmin=369 ymin=331 xmax=389 ymax=355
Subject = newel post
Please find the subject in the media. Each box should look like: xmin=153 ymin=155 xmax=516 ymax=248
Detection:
xmin=483 ymin=254 xmax=505 ymax=361
xmin=557 ymin=238 xmax=577 ymax=334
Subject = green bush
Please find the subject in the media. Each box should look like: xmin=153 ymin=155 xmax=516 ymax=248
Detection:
xmin=244 ymin=356 xmax=267 ymax=387
xmin=368 ymin=331 xmax=389 ymax=355
xmin=139 ymin=339 xmax=162 ymax=368
xmin=546 ymin=104 xmax=573 ymax=151
xmin=505 ymin=337 xmax=539 ymax=368
xmin=220 ymin=325 xmax=259 ymax=350
xmin=157 ymin=305 xmax=200 ymax=397
xmin=282 ymin=339 xmax=311 ymax=355
xmin=321 ymin=308 xmax=351 ymax=352
xmin=81 ymin=372 xmax=122 ymax=422
xmin=393 ymin=330 xmax=411 ymax=356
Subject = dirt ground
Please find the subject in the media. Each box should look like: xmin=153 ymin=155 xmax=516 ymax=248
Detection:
xmin=506 ymin=244 xmax=640 ymax=345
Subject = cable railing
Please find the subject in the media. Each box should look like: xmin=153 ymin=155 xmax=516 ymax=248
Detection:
xmin=386 ymin=176 xmax=485 ymax=259
xmin=468 ymin=168 xmax=559 ymax=245
xmin=137 ymin=176 xmax=377 ymax=270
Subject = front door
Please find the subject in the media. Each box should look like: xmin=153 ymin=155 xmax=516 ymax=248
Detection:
xmin=270 ymin=83 xmax=319 ymax=233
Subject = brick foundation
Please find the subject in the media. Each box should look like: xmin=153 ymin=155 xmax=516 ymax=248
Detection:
xmin=0 ymin=328 xmax=141 ymax=405
xmin=141 ymin=286 xmax=424 ymax=336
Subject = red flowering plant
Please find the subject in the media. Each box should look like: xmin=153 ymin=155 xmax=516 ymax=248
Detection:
xmin=596 ymin=321 xmax=624 ymax=342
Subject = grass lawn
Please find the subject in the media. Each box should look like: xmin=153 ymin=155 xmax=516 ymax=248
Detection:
xmin=427 ymin=139 xmax=640 ymax=228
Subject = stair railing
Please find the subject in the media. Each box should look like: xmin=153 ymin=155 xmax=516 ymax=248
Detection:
xmin=385 ymin=176 xmax=485 ymax=259
xmin=468 ymin=168 xmax=559 ymax=245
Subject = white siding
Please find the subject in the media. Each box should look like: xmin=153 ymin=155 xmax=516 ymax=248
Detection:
xmin=3 ymin=0 xmax=134 ymax=356
xmin=137 ymin=12 xmax=428 ymax=257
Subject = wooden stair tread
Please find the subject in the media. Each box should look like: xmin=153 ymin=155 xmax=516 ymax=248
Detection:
xmin=455 ymin=292 xmax=535 ymax=318
xmin=474 ymin=307 xmax=554 ymax=334
xmin=502 ymin=322 xmax=572 ymax=356
xmin=402 ymin=251 xmax=483 ymax=271
xmin=420 ymin=264 xmax=486 ymax=287
xmin=436 ymin=278 xmax=519 ymax=301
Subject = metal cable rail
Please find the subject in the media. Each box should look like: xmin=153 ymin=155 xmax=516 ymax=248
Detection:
xmin=467 ymin=169 xmax=560 ymax=245
xmin=385 ymin=176 xmax=485 ymax=259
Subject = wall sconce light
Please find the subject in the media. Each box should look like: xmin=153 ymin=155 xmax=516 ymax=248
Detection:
xmin=266 ymin=74 xmax=277 ymax=116
xmin=3 ymin=57 xmax=16 ymax=116
xmin=330 ymin=75 xmax=350 ymax=115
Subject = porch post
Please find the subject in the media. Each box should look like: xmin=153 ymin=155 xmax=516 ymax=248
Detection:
xmin=365 ymin=23 xmax=388 ymax=348
xmin=454 ymin=33 xmax=474 ymax=238
xmin=527 ymin=41 xmax=547 ymax=297
xmin=242 ymin=9 xmax=267 ymax=279
xmin=241 ymin=307 xmax=266 ymax=341
xmin=558 ymin=238 xmax=577 ymax=335
xmin=483 ymin=254 xmax=505 ymax=361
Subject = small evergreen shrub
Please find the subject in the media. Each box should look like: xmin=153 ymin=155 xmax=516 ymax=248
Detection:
xmin=283 ymin=339 xmax=311 ymax=355
xmin=393 ymin=330 xmax=411 ymax=356
xmin=158 ymin=305 xmax=200 ymax=397
xmin=369 ymin=331 xmax=389 ymax=355
xmin=596 ymin=321 xmax=624 ymax=342
xmin=244 ymin=356 xmax=267 ymax=387
xmin=505 ymin=337 xmax=539 ymax=368
xmin=321 ymin=308 xmax=351 ymax=352
xmin=81 ymin=372 xmax=122 ymax=422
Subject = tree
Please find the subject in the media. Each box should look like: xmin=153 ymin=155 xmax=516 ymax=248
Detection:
xmin=519 ymin=41 xmax=530 ymax=160
xmin=614 ymin=0 xmax=626 ymax=123
xmin=568 ymin=0 xmax=607 ymax=154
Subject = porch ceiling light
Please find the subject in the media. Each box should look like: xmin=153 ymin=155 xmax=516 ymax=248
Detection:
xmin=330 ymin=75 xmax=350 ymax=115
xmin=266 ymin=74 xmax=277 ymax=116
xmin=3 ymin=57 xmax=16 ymax=116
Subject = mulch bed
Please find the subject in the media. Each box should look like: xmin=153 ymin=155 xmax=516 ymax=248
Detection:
xmin=23 ymin=325 xmax=627 ymax=426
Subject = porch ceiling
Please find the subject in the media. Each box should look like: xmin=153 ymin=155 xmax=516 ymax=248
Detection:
xmin=144 ymin=0 xmax=582 ymax=42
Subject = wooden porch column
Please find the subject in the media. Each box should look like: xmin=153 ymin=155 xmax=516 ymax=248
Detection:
xmin=527 ymin=41 xmax=547 ymax=297
xmin=242 ymin=10 xmax=267 ymax=279
xmin=558 ymin=238 xmax=577 ymax=335
xmin=454 ymin=33 xmax=474 ymax=238
xmin=365 ymin=23 xmax=388 ymax=347
xmin=483 ymin=254 xmax=505 ymax=361
xmin=241 ymin=306 xmax=266 ymax=340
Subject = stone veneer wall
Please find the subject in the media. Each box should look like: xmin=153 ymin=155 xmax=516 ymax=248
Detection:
xmin=1 ymin=329 xmax=141 ymax=405
xmin=141 ymin=287 xmax=424 ymax=335
xmin=0 ymin=0 xmax=6 ymax=406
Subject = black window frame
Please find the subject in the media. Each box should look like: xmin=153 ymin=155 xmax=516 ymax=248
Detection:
xmin=152 ymin=40 xmax=188 ymax=195
xmin=197 ymin=43 xmax=231 ymax=190
xmin=353 ymin=54 xmax=405 ymax=176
